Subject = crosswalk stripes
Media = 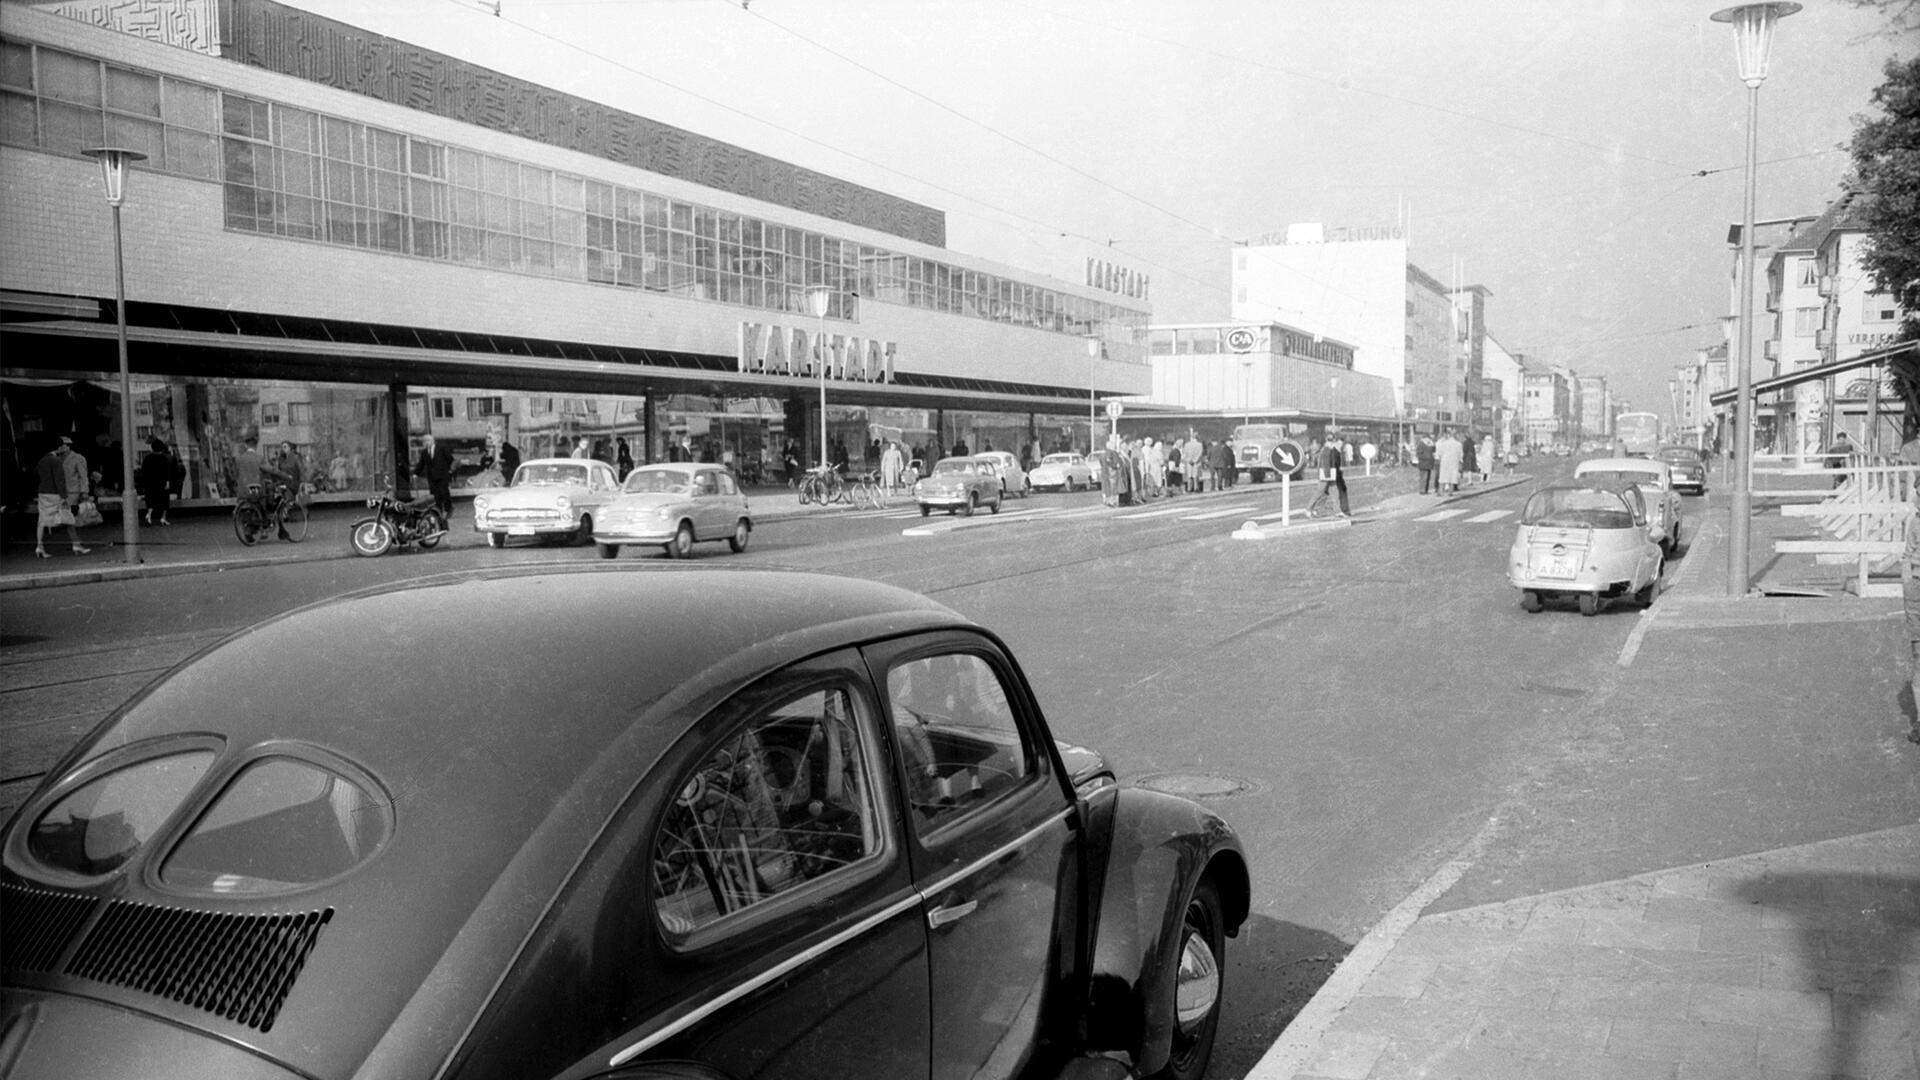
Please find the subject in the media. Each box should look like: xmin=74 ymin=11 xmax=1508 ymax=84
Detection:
xmin=1179 ymin=504 xmax=1261 ymax=521
xmin=1414 ymin=508 xmax=1471 ymax=522
xmin=1466 ymin=509 xmax=1514 ymax=523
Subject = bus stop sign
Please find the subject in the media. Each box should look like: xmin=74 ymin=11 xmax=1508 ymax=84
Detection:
xmin=1270 ymin=440 xmax=1306 ymax=477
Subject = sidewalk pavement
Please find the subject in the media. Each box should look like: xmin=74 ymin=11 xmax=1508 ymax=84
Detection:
xmin=0 ymin=463 xmax=1447 ymax=591
xmin=1247 ymin=471 xmax=1920 ymax=1079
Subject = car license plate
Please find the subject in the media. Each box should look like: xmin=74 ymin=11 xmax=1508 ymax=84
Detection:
xmin=1536 ymin=556 xmax=1574 ymax=579
xmin=508 ymin=525 xmax=535 ymax=536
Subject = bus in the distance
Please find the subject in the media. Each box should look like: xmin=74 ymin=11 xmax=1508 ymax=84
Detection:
xmin=1615 ymin=411 xmax=1661 ymax=457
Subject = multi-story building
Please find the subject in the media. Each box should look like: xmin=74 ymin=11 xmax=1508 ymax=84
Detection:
xmin=1232 ymin=222 xmax=1410 ymax=409
xmin=1522 ymin=364 xmax=1571 ymax=449
xmin=0 ymin=0 xmax=1151 ymax=503
xmin=1577 ymin=375 xmax=1611 ymax=445
xmin=1807 ymin=192 xmax=1906 ymax=445
xmin=1139 ymin=321 xmax=1391 ymax=422
xmin=1763 ymin=215 xmax=1828 ymax=460
xmin=1450 ymin=285 xmax=1491 ymax=427
xmin=1404 ymin=264 xmax=1455 ymax=424
xmin=1482 ymin=333 xmax=1523 ymax=452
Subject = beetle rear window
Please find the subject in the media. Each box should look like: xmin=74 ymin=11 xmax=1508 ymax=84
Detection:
xmin=28 ymin=750 xmax=216 ymax=876
xmin=162 ymin=757 xmax=391 ymax=894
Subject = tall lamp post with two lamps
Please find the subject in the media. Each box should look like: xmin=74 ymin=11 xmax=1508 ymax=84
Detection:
xmin=82 ymin=146 xmax=146 ymax=565
xmin=1711 ymin=1 xmax=1798 ymax=598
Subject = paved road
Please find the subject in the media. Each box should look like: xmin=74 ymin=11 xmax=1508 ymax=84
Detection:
xmin=5 ymin=463 xmax=1915 ymax=1078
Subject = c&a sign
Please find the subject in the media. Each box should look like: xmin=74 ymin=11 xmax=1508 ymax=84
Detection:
xmin=738 ymin=321 xmax=896 ymax=383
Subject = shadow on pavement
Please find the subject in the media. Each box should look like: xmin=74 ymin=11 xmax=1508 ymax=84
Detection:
xmin=1211 ymin=914 xmax=1351 ymax=1077
xmin=1733 ymin=871 xmax=1920 ymax=1080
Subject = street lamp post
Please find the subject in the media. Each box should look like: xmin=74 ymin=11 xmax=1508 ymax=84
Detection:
xmin=1087 ymin=336 xmax=1101 ymax=452
xmin=806 ymin=285 xmax=832 ymax=469
xmin=1712 ymin=1 xmax=1798 ymax=598
xmin=82 ymin=146 xmax=146 ymax=565
xmin=1329 ymin=375 xmax=1340 ymax=437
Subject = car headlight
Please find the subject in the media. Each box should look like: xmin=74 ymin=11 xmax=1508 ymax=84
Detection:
xmin=555 ymin=495 xmax=571 ymax=510
xmin=474 ymin=495 xmax=490 ymax=511
xmin=655 ymin=506 xmax=673 ymax=518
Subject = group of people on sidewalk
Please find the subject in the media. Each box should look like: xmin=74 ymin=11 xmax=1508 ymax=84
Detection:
xmin=1412 ymin=431 xmax=1506 ymax=495
xmin=32 ymin=434 xmax=187 ymax=558
xmin=1093 ymin=435 xmax=1242 ymax=507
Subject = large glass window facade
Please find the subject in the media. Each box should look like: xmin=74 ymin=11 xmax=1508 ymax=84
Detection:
xmin=1 ymin=42 xmax=220 ymax=180
xmin=0 ymin=36 xmax=1142 ymax=340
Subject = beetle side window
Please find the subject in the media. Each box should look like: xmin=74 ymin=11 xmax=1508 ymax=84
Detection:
xmin=651 ymin=687 xmax=880 ymax=933
xmin=886 ymin=653 xmax=1031 ymax=832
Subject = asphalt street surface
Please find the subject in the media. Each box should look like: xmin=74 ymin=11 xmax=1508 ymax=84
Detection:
xmin=4 ymin=459 xmax=1915 ymax=1078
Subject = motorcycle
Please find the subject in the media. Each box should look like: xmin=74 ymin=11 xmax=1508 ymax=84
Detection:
xmin=350 ymin=492 xmax=449 ymax=557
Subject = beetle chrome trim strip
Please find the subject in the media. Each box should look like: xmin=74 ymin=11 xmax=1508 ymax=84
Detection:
xmin=607 ymin=890 xmax=923 ymax=1067
xmin=915 ymin=805 xmax=1075 ymax=901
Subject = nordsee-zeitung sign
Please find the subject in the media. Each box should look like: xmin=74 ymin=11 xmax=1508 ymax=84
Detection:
xmin=738 ymin=322 xmax=896 ymax=383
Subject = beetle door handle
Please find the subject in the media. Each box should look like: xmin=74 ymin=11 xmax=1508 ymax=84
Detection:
xmin=927 ymin=899 xmax=978 ymax=929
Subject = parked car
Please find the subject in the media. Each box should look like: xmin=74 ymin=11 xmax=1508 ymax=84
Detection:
xmin=1574 ymin=456 xmax=1683 ymax=552
xmin=1509 ymin=481 xmax=1664 ymax=616
xmin=1030 ymin=451 xmax=1097 ymax=492
xmin=1653 ymin=445 xmax=1709 ymax=495
xmin=592 ymin=462 xmax=751 ymax=559
xmin=915 ymin=455 xmax=1004 ymax=517
xmin=472 ymin=457 xmax=620 ymax=547
xmin=0 ymin=569 xmax=1249 ymax=1080
xmin=974 ymin=450 xmax=1031 ymax=497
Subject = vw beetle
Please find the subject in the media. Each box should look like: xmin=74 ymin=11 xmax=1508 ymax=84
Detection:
xmin=1509 ymin=481 xmax=1664 ymax=616
xmin=0 ymin=569 xmax=1247 ymax=1080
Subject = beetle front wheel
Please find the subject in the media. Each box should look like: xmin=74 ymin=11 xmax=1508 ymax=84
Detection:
xmin=1150 ymin=877 xmax=1224 ymax=1080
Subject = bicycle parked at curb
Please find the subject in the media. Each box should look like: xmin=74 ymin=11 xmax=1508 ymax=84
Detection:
xmin=233 ymin=482 xmax=309 ymax=546
xmin=796 ymin=463 xmax=852 ymax=506
xmin=849 ymin=470 xmax=888 ymax=509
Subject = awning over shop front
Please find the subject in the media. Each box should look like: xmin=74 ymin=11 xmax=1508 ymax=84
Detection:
xmin=1709 ymin=340 xmax=1918 ymax=406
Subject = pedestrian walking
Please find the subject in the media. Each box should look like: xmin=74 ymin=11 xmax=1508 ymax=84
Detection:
xmin=881 ymin=440 xmax=904 ymax=493
xmin=1480 ymin=434 xmax=1496 ymax=483
xmin=1460 ymin=433 xmax=1479 ymax=487
xmin=62 ymin=437 xmax=91 ymax=522
xmin=35 ymin=437 xmax=89 ymax=558
xmin=140 ymin=436 xmax=177 ymax=526
xmin=1825 ymin=431 xmax=1854 ymax=488
xmin=1436 ymin=432 xmax=1463 ymax=493
xmin=1416 ymin=434 xmax=1437 ymax=495
xmin=616 ymin=437 xmax=635 ymax=479
xmin=499 ymin=440 xmax=520 ymax=484
xmin=1182 ymin=435 xmax=1203 ymax=492
xmin=1308 ymin=430 xmax=1351 ymax=518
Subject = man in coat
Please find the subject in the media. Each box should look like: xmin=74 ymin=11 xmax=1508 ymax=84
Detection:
xmin=1436 ymin=432 xmax=1464 ymax=493
xmin=1416 ymin=435 xmax=1437 ymax=495
xmin=414 ymin=433 xmax=456 ymax=520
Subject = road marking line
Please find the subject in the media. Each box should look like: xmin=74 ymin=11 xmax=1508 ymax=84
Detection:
xmin=1180 ymin=504 xmax=1260 ymax=521
xmin=1116 ymin=504 xmax=1195 ymax=520
xmin=1467 ymin=509 xmax=1513 ymax=523
xmin=1244 ymin=814 xmax=1505 ymax=1080
xmin=1414 ymin=508 xmax=1470 ymax=521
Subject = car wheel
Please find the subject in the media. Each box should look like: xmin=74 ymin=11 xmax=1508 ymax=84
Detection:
xmin=1520 ymin=590 xmax=1542 ymax=613
xmin=728 ymin=519 xmax=750 ymax=553
xmin=418 ymin=509 xmax=447 ymax=549
xmin=485 ymin=531 xmax=505 ymax=549
xmin=1633 ymin=573 xmax=1659 ymax=607
xmin=1149 ymin=877 xmax=1225 ymax=1080
xmin=574 ymin=515 xmax=593 ymax=546
xmin=1578 ymin=592 xmax=1599 ymax=617
xmin=596 ymin=542 xmax=620 ymax=560
xmin=989 ymin=494 xmax=1001 ymax=514
xmin=666 ymin=521 xmax=694 ymax=559
xmin=963 ymin=493 xmax=976 ymax=517
xmin=920 ymin=503 xmax=932 ymax=517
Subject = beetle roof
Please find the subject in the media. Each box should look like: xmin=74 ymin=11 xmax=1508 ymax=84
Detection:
xmin=29 ymin=569 xmax=965 ymax=1075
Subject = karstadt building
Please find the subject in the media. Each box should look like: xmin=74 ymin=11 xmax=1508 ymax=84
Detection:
xmin=0 ymin=0 xmax=1151 ymax=505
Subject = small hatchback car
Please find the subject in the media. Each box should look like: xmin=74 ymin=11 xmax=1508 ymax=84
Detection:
xmin=1509 ymin=481 xmax=1664 ymax=616
xmin=1574 ymin=457 xmax=1683 ymax=553
xmin=1653 ymin=445 xmax=1709 ymax=496
xmin=592 ymin=462 xmax=751 ymax=559
xmin=915 ymin=455 xmax=1005 ymax=517
xmin=0 ymin=569 xmax=1247 ymax=1080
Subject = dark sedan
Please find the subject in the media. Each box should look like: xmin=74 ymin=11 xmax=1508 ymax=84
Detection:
xmin=1 ymin=569 xmax=1248 ymax=1080
xmin=1653 ymin=445 xmax=1708 ymax=495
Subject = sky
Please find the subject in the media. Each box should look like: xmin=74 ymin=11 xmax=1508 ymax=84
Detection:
xmin=286 ymin=0 xmax=1909 ymax=415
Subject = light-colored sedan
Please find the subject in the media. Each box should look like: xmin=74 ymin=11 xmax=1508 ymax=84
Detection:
xmin=1029 ymin=451 xmax=1097 ymax=491
xmin=1574 ymin=457 xmax=1683 ymax=552
xmin=915 ymin=456 xmax=1003 ymax=517
xmin=973 ymin=450 xmax=1031 ymax=498
xmin=473 ymin=458 xmax=620 ymax=547
xmin=1509 ymin=481 xmax=1664 ymax=616
xmin=593 ymin=463 xmax=752 ymax=559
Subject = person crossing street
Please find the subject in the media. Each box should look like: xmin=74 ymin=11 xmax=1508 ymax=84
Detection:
xmin=1309 ymin=429 xmax=1351 ymax=518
